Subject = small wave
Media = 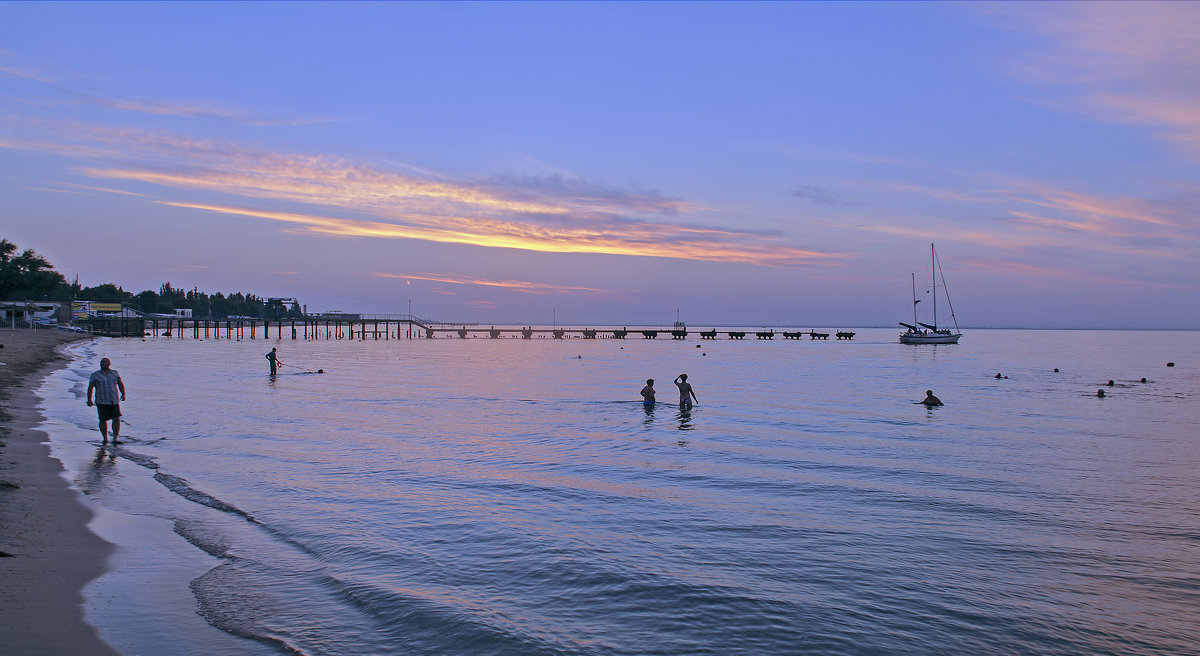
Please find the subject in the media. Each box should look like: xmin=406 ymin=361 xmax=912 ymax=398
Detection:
xmin=153 ymin=472 xmax=257 ymax=522
xmin=174 ymin=520 xmax=233 ymax=559
xmin=105 ymin=444 xmax=160 ymax=469
xmin=191 ymin=564 xmax=308 ymax=656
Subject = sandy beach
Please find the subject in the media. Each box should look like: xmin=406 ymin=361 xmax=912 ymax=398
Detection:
xmin=0 ymin=328 xmax=119 ymax=655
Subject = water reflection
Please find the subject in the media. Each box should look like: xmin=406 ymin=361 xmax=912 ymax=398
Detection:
xmin=642 ymin=402 xmax=655 ymax=428
xmin=77 ymin=445 xmax=118 ymax=496
xmin=676 ymin=405 xmax=695 ymax=431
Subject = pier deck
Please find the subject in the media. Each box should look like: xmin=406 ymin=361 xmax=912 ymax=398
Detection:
xmin=83 ymin=316 xmax=858 ymax=342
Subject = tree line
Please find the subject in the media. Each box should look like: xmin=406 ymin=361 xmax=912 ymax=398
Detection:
xmin=1 ymin=238 xmax=301 ymax=319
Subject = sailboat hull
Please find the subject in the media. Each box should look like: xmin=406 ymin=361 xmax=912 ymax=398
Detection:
xmin=899 ymin=331 xmax=962 ymax=344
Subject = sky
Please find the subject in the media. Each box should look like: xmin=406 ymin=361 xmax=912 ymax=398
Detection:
xmin=2 ymin=1 xmax=1198 ymax=329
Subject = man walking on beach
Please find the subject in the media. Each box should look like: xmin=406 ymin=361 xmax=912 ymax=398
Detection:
xmin=86 ymin=357 xmax=126 ymax=444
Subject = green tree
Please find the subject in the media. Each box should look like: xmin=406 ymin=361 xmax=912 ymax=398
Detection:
xmin=0 ymin=238 xmax=69 ymax=300
xmin=77 ymin=283 xmax=135 ymax=303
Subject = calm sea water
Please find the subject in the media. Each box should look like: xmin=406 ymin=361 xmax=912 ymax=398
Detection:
xmin=39 ymin=329 xmax=1200 ymax=656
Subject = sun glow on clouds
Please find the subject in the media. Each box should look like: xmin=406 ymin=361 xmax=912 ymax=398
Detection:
xmin=878 ymin=180 xmax=1193 ymax=243
xmin=0 ymin=116 xmax=843 ymax=267
xmin=373 ymin=272 xmax=607 ymax=295
xmin=152 ymin=187 xmax=837 ymax=266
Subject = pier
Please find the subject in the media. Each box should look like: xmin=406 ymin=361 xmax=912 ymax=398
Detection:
xmin=83 ymin=315 xmax=858 ymax=342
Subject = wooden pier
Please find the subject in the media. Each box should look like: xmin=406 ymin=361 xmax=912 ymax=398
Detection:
xmin=83 ymin=315 xmax=857 ymax=342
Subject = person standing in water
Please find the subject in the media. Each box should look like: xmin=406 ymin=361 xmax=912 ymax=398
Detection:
xmin=266 ymin=347 xmax=279 ymax=375
xmin=675 ymin=374 xmax=698 ymax=409
xmin=86 ymin=357 xmax=126 ymax=444
xmin=640 ymin=379 xmax=656 ymax=408
xmin=922 ymin=390 xmax=944 ymax=407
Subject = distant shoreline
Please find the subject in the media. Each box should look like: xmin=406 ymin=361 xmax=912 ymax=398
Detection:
xmin=0 ymin=329 xmax=118 ymax=655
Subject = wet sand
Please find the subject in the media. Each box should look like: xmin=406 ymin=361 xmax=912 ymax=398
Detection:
xmin=0 ymin=329 xmax=118 ymax=655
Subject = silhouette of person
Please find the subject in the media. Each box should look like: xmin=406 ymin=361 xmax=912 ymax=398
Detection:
xmin=922 ymin=390 xmax=943 ymax=407
xmin=266 ymin=347 xmax=278 ymax=375
xmin=86 ymin=357 xmax=126 ymax=444
xmin=675 ymin=374 xmax=698 ymax=409
xmin=640 ymin=379 xmax=656 ymax=408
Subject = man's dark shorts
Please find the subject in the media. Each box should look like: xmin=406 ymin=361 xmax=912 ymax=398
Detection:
xmin=96 ymin=403 xmax=121 ymax=422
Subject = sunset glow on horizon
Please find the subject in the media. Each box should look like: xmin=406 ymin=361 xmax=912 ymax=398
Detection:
xmin=2 ymin=2 xmax=1197 ymax=328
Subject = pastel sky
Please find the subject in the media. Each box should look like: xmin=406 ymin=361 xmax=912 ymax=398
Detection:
xmin=2 ymin=2 xmax=1198 ymax=329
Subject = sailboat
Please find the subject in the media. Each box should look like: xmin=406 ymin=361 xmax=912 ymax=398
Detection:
xmin=899 ymin=243 xmax=962 ymax=344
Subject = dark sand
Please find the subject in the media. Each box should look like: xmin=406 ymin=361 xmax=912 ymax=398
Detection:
xmin=0 ymin=329 xmax=119 ymax=655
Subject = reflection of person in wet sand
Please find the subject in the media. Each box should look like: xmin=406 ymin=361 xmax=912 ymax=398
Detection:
xmin=675 ymin=374 xmax=698 ymax=409
xmin=86 ymin=357 xmax=126 ymax=444
xmin=640 ymin=379 xmax=656 ymax=408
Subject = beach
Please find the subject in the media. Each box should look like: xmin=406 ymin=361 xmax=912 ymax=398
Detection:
xmin=0 ymin=329 xmax=117 ymax=655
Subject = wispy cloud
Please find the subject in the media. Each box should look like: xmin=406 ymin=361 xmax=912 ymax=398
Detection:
xmin=373 ymin=272 xmax=608 ymax=295
xmin=981 ymin=2 xmax=1200 ymax=160
xmin=791 ymin=185 xmax=836 ymax=205
xmin=0 ymin=59 xmax=327 ymax=126
xmin=0 ymin=117 xmax=845 ymax=267
xmin=856 ymin=179 xmax=1198 ymax=259
xmin=957 ymin=255 xmax=1197 ymax=289
xmin=160 ymin=200 xmax=837 ymax=266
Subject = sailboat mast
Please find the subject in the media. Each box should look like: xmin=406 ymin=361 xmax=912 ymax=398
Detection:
xmin=911 ymin=273 xmax=918 ymax=327
xmin=934 ymin=247 xmax=961 ymax=333
xmin=930 ymin=243 xmax=937 ymax=330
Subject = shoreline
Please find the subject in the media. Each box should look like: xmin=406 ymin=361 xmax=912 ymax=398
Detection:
xmin=0 ymin=329 xmax=119 ymax=655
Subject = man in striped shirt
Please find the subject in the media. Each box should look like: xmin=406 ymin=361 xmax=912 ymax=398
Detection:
xmin=87 ymin=357 xmax=126 ymax=444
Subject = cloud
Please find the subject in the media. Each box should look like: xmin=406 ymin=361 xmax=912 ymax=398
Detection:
xmin=160 ymin=200 xmax=839 ymax=266
xmin=982 ymin=2 xmax=1200 ymax=160
xmin=0 ymin=116 xmax=845 ymax=267
xmin=791 ymin=185 xmax=836 ymax=205
xmin=958 ymin=255 xmax=1197 ymax=289
xmin=373 ymin=272 xmax=609 ymax=295
xmin=0 ymin=59 xmax=327 ymax=126
xmin=856 ymin=179 xmax=1198 ymax=260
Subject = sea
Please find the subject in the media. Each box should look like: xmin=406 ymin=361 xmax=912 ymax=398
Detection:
xmin=36 ymin=328 xmax=1200 ymax=656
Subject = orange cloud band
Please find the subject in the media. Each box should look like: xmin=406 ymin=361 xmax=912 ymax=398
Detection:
xmin=161 ymin=201 xmax=841 ymax=266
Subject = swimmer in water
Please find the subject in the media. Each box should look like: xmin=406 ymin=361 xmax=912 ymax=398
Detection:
xmin=640 ymin=379 xmax=656 ymax=408
xmin=922 ymin=390 xmax=944 ymax=407
xmin=675 ymin=374 xmax=698 ymax=409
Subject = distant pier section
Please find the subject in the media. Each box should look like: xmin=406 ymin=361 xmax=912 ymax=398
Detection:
xmin=84 ymin=314 xmax=856 ymax=342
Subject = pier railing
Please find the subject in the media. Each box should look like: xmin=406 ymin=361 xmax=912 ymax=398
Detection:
xmin=82 ymin=316 xmax=856 ymax=342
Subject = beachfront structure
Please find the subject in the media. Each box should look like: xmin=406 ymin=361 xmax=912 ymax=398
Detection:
xmin=1 ymin=301 xmax=66 ymax=327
